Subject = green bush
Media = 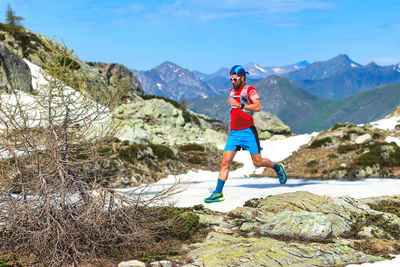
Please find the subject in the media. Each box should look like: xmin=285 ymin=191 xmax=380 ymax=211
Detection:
xmin=58 ymin=55 xmax=81 ymax=70
xmin=180 ymin=143 xmax=205 ymax=152
xmin=331 ymin=123 xmax=348 ymax=131
xmin=354 ymin=149 xmax=384 ymax=167
xmin=306 ymin=159 xmax=318 ymax=167
xmin=368 ymin=200 xmax=400 ymax=217
xmin=118 ymin=144 xmax=174 ymax=163
xmin=118 ymin=144 xmax=146 ymax=163
xmin=338 ymin=144 xmax=358 ymax=154
xmin=354 ymin=142 xmax=400 ymax=167
xmin=149 ymin=144 xmax=174 ymax=161
xmin=309 ymin=137 xmax=333 ymax=148
xmin=0 ymin=254 xmax=22 ymax=266
xmin=149 ymin=207 xmax=204 ymax=240
xmin=187 ymin=155 xmax=204 ymax=164
xmin=331 ymin=122 xmax=355 ymax=131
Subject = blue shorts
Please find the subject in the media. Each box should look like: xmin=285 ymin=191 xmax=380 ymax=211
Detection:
xmin=224 ymin=126 xmax=261 ymax=155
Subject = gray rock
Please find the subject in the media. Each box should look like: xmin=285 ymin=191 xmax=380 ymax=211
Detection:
xmin=150 ymin=260 xmax=173 ymax=267
xmin=254 ymin=111 xmax=291 ymax=134
xmin=88 ymin=62 xmax=143 ymax=96
xmin=258 ymin=131 xmax=272 ymax=140
xmin=186 ymin=232 xmax=382 ymax=266
xmin=357 ymin=226 xmax=393 ymax=239
xmin=118 ymin=260 xmax=146 ymax=267
xmin=186 ymin=192 xmax=397 ymax=266
xmin=381 ymin=145 xmax=395 ymax=159
xmin=240 ymin=222 xmax=261 ymax=232
xmin=0 ymin=42 xmax=32 ymax=92
xmin=114 ymin=99 xmax=227 ymax=146
xmin=355 ymin=133 xmax=372 ymax=144
xmin=261 ymin=211 xmax=333 ymax=241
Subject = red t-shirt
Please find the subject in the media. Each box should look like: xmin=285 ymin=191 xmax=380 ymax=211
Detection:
xmin=229 ymin=84 xmax=260 ymax=130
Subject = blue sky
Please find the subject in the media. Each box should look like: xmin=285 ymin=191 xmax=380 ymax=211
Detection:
xmin=3 ymin=0 xmax=400 ymax=73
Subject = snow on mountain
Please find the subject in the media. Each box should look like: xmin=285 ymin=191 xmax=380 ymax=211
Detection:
xmin=132 ymin=61 xmax=218 ymax=101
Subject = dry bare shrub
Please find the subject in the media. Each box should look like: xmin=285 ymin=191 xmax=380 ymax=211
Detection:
xmin=0 ymin=40 xmax=185 ymax=265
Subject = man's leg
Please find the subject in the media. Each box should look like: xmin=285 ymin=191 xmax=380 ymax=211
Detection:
xmin=250 ymin=153 xmax=274 ymax=168
xmin=204 ymin=150 xmax=237 ymax=203
xmin=218 ymin=150 xmax=237 ymax=181
xmin=250 ymin=153 xmax=288 ymax=184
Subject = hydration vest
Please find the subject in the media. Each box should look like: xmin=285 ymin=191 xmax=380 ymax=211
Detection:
xmin=230 ymin=85 xmax=254 ymax=116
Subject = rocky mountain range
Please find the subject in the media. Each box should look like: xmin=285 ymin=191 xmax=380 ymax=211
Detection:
xmin=244 ymin=61 xmax=310 ymax=79
xmin=134 ymin=54 xmax=400 ymax=105
xmin=132 ymin=61 xmax=310 ymax=101
xmin=285 ymin=54 xmax=400 ymax=100
xmin=132 ymin=61 xmax=222 ymax=101
xmin=187 ymin=75 xmax=400 ymax=133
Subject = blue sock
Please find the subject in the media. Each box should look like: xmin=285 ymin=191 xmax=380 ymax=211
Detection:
xmin=215 ymin=179 xmax=225 ymax=194
xmin=273 ymin=163 xmax=280 ymax=172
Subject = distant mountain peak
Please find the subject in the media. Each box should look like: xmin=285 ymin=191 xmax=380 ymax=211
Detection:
xmin=295 ymin=60 xmax=310 ymax=67
xmin=366 ymin=61 xmax=378 ymax=68
xmin=328 ymin=54 xmax=360 ymax=67
xmin=157 ymin=61 xmax=180 ymax=69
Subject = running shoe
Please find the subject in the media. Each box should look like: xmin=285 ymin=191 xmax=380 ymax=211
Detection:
xmin=276 ymin=163 xmax=288 ymax=185
xmin=204 ymin=191 xmax=225 ymax=203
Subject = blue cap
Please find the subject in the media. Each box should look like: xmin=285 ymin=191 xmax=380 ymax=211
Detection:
xmin=230 ymin=65 xmax=249 ymax=75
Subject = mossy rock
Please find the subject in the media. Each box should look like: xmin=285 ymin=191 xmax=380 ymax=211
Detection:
xmin=141 ymin=94 xmax=201 ymax=126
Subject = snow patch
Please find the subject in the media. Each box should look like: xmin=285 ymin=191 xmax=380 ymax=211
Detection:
xmin=272 ymin=67 xmax=285 ymax=74
xmin=370 ymin=116 xmax=400 ymax=130
xmin=385 ymin=136 xmax=400 ymax=146
xmin=254 ymin=64 xmax=268 ymax=73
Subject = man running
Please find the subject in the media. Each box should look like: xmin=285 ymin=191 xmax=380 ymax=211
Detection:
xmin=204 ymin=65 xmax=288 ymax=203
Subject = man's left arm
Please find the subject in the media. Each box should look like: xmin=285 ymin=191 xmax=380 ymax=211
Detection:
xmin=242 ymin=87 xmax=261 ymax=112
xmin=241 ymin=99 xmax=261 ymax=112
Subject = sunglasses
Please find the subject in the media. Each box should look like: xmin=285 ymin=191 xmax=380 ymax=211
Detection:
xmin=229 ymin=77 xmax=241 ymax=82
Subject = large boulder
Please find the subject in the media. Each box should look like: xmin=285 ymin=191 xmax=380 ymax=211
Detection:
xmin=185 ymin=232 xmax=381 ymax=267
xmin=0 ymin=41 xmax=32 ymax=92
xmin=183 ymin=191 xmax=400 ymax=266
xmin=88 ymin=62 xmax=143 ymax=96
xmin=253 ymin=111 xmax=291 ymax=137
xmin=114 ymin=97 xmax=227 ymax=146
xmin=260 ymin=211 xmax=332 ymax=241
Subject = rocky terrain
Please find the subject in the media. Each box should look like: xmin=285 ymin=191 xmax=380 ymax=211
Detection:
xmin=118 ymin=191 xmax=400 ymax=266
xmin=262 ymin=106 xmax=400 ymax=179
xmin=2 ymin=23 xmax=400 ymax=267
xmin=0 ymin=24 xmax=240 ymax=187
xmin=0 ymin=23 xmax=143 ymax=99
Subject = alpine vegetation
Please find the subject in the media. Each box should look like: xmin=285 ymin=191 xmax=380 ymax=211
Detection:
xmin=0 ymin=40 xmax=188 ymax=265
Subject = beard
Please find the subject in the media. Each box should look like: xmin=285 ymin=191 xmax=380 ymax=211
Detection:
xmin=233 ymin=79 xmax=243 ymax=90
